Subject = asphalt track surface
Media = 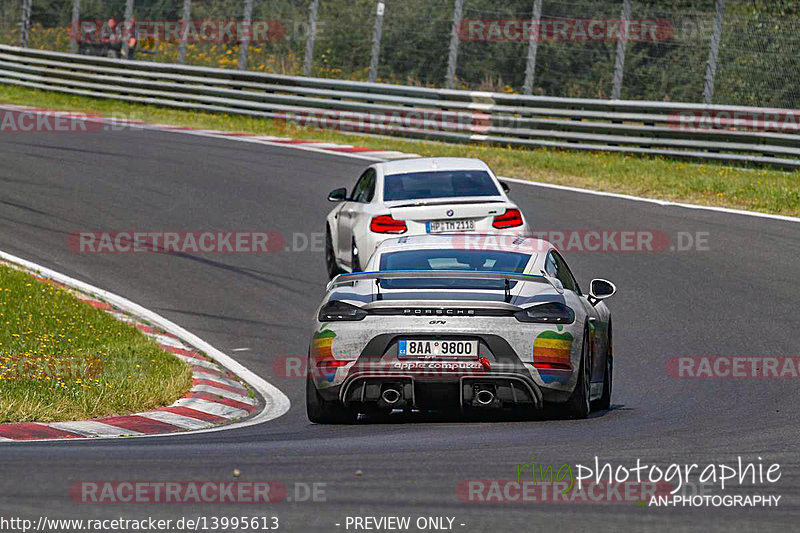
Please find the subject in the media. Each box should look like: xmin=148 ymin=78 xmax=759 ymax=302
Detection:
xmin=0 ymin=126 xmax=799 ymax=533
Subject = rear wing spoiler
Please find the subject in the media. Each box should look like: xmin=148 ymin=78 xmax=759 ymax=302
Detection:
xmin=328 ymin=270 xmax=564 ymax=298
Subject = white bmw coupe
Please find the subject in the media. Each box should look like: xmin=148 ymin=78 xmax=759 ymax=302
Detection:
xmin=324 ymin=157 xmax=531 ymax=278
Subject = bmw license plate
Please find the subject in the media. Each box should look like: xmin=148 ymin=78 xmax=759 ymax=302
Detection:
xmin=426 ymin=219 xmax=475 ymax=233
xmin=398 ymin=339 xmax=479 ymax=357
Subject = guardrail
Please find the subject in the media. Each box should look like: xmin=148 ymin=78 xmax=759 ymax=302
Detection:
xmin=0 ymin=44 xmax=798 ymax=170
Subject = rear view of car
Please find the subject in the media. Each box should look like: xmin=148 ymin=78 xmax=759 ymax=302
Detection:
xmin=324 ymin=158 xmax=530 ymax=278
xmin=307 ymin=235 xmax=616 ymax=423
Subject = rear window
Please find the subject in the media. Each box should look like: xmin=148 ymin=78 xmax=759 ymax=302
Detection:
xmin=382 ymin=170 xmax=500 ymax=202
xmin=378 ymin=249 xmax=530 ymax=289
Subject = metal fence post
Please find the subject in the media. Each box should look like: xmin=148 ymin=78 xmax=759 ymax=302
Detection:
xmin=703 ymin=0 xmax=725 ymax=105
xmin=610 ymin=0 xmax=632 ymax=99
xmin=70 ymin=0 xmax=81 ymax=53
xmin=522 ymin=0 xmax=543 ymax=95
xmin=122 ymin=0 xmax=134 ymax=58
xmin=303 ymin=0 xmax=319 ymax=77
xmin=445 ymin=0 xmax=465 ymax=89
xmin=238 ymin=0 xmax=254 ymax=70
xmin=20 ymin=0 xmax=32 ymax=48
xmin=368 ymin=1 xmax=385 ymax=83
xmin=178 ymin=0 xmax=191 ymax=64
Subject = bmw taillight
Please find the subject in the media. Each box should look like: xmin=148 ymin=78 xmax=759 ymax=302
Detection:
xmin=492 ymin=208 xmax=523 ymax=229
xmin=370 ymin=214 xmax=407 ymax=234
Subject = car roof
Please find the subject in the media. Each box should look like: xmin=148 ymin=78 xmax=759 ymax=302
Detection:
xmin=378 ymin=157 xmax=491 ymax=176
xmin=374 ymin=234 xmax=551 ymax=254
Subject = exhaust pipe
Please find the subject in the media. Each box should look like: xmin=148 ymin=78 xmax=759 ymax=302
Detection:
xmin=381 ymin=388 xmax=401 ymax=405
xmin=475 ymin=389 xmax=495 ymax=406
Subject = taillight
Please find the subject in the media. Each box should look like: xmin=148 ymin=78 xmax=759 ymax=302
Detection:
xmin=317 ymin=360 xmax=348 ymax=371
xmin=533 ymin=362 xmax=572 ymax=371
xmin=370 ymin=214 xmax=407 ymax=234
xmin=492 ymin=208 xmax=523 ymax=229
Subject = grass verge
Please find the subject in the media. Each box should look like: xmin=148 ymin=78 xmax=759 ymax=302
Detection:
xmin=0 ymin=264 xmax=192 ymax=423
xmin=0 ymin=84 xmax=798 ymax=216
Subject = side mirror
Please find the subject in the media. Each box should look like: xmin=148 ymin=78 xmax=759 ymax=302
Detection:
xmin=328 ymin=187 xmax=347 ymax=202
xmin=589 ymin=279 xmax=616 ymax=305
xmin=500 ymin=181 xmax=510 ymax=193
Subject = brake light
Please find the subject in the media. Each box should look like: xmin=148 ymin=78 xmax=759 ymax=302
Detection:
xmin=492 ymin=208 xmax=523 ymax=229
xmin=370 ymin=214 xmax=407 ymax=234
xmin=533 ymin=362 xmax=572 ymax=370
xmin=317 ymin=360 xmax=348 ymax=370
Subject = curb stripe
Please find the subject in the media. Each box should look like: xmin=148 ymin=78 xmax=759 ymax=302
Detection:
xmin=192 ymin=372 xmax=247 ymax=389
xmin=185 ymin=392 xmax=256 ymax=412
xmin=0 ymin=423 xmax=83 ymax=440
xmin=160 ymin=345 xmax=209 ymax=361
xmin=98 ymin=415 xmax=184 ymax=434
xmin=157 ymin=406 xmax=228 ymax=423
xmin=192 ymin=378 xmax=247 ymax=394
xmin=48 ymin=421 xmax=143 ymax=437
xmin=136 ymin=324 xmax=179 ymax=338
xmin=137 ymin=411 xmax=214 ymax=430
xmin=80 ymin=299 xmax=113 ymax=310
xmin=149 ymin=334 xmax=193 ymax=350
xmin=191 ymin=384 xmax=255 ymax=404
xmin=172 ymin=398 xmax=249 ymax=419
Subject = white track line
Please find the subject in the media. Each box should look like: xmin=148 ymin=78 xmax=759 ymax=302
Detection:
xmin=47 ymin=421 xmax=143 ymax=437
xmin=1 ymin=103 xmax=797 ymax=226
xmin=0 ymin=249 xmax=291 ymax=443
xmin=497 ymin=176 xmax=800 ymax=225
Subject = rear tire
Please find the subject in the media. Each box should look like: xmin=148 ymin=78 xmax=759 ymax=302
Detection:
xmin=559 ymin=329 xmax=591 ymax=419
xmin=593 ymin=322 xmax=613 ymax=411
xmin=306 ymin=372 xmax=357 ymax=424
xmin=325 ymin=227 xmax=343 ymax=280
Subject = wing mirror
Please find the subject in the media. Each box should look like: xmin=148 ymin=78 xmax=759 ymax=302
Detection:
xmin=500 ymin=181 xmax=510 ymax=193
xmin=328 ymin=187 xmax=347 ymax=202
xmin=588 ymin=279 xmax=616 ymax=306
